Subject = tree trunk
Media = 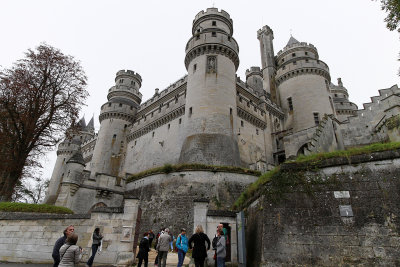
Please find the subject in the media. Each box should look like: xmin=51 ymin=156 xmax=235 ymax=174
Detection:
xmin=0 ymin=163 xmax=25 ymax=202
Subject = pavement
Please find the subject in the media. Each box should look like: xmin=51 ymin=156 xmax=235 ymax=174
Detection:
xmin=0 ymin=249 xmax=192 ymax=267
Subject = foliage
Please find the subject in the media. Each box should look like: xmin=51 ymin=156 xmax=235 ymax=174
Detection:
xmin=0 ymin=43 xmax=88 ymax=201
xmin=386 ymin=115 xmax=400 ymax=130
xmin=0 ymin=202 xmax=73 ymax=214
xmin=290 ymin=141 xmax=400 ymax=165
xmin=379 ymin=0 xmax=400 ymax=32
xmin=126 ymin=163 xmax=261 ymax=183
xmin=12 ymin=177 xmax=49 ymax=204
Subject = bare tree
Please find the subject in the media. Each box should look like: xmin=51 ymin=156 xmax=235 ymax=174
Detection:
xmin=0 ymin=43 xmax=88 ymax=201
xmin=12 ymin=177 xmax=50 ymax=204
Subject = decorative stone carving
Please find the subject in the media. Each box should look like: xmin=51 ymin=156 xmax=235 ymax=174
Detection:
xmin=207 ymin=56 xmax=217 ymax=73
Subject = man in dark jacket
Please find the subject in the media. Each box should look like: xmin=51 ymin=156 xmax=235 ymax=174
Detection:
xmin=52 ymin=225 xmax=74 ymax=267
xmin=136 ymin=232 xmax=150 ymax=267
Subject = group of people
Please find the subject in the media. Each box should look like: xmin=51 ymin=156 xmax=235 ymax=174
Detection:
xmin=52 ymin=225 xmax=103 ymax=267
xmin=136 ymin=224 xmax=228 ymax=267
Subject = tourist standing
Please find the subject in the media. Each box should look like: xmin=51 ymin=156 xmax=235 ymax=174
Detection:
xmin=148 ymin=230 xmax=155 ymax=249
xmin=188 ymin=225 xmax=210 ymax=267
xmin=58 ymin=233 xmax=82 ymax=267
xmin=156 ymin=228 xmax=172 ymax=267
xmin=136 ymin=232 xmax=150 ymax=267
xmin=86 ymin=227 xmax=103 ymax=267
xmin=52 ymin=225 xmax=75 ymax=267
xmin=176 ymin=228 xmax=189 ymax=267
xmin=216 ymin=229 xmax=226 ymax=267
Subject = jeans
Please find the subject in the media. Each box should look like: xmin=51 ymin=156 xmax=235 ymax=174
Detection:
xmin=217 ymin=257 xmax=225 ymax=267
xmin=137 ymin=256 xmax=148 ymax=267
xmin=177 ymin=249 xmax=186 ymax=267
xmin=87 ymin=244 xmax=99 ymax=267
xmin=158 ymin=251 xmax=168 ymax=267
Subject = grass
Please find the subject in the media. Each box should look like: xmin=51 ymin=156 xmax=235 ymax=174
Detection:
xmin=233 ymin=141 xmax=400 ymax=210
xmin=0 ymin=202 xmax=74 ymax=214
xmin=126 ymin=163 xmax=261 ymax=183
xmin=288 ymin=141 xmax=400 ymax=165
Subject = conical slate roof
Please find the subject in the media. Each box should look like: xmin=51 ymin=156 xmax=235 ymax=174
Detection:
xmin=85 ymin=116 xmax=95 ymax=132
xmin=67 ymin=150 xmax=85 ymax=166
xmin=286 ymin=36 xmax=300 ymax=46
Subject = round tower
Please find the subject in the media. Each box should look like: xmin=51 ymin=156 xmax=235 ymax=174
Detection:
xmin=330 ymin=78 xmax=358 ymax=122
xmin=90 ymin=70 xmax=142 ymax=177
xmin=275 ymin=37 xmax=335 ymax=132
xmin=179 ymin=8 xmax=241 ymax=166
xmin=245 ymin=67 xmax=264 ymax=96
xmin=44 ymin=133 xmax=82 ymax=204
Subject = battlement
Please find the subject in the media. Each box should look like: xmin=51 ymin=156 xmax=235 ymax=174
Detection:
xmin=277 ymin=42 xmax=317 ymax=57
xmin=194 ymin=8 xmax=232 ymax=23
xmin=257 ymin=25 xmax=273 ymax=38
xmin=245 ymin=67 xmax=262 ymax=78
xmin=115 ymin=69 xmax=142 ymax=83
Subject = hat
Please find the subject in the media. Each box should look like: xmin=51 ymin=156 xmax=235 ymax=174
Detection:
xmin=181 ymin=228 xmax=186 ymax=232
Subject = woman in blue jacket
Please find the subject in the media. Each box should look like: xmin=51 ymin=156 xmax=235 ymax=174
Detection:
xmin=176 ymin=228 xmax=189 ymax=267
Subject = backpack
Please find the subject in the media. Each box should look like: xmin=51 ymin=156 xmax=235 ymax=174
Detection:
xmin=212 ymin=236 xmax=218 ymax=249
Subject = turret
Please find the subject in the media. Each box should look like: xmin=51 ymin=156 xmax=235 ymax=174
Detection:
xmin=257 ymin=25 xmax=278 ymax=102
xmin=275 ymin=37 xmax=334 ymax=132
xmin=245 ymin=67 xmax=264 ymax=96
xmin=90 ymin=70 xmax=142 ymax=177
xmin=330 ymin=78 xmax=358 ymax=122
xmin=180 ymin=8 xmax=241 ymax=166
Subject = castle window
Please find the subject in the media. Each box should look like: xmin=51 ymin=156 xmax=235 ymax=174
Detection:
xmin=119 ymin=103 xmax=122 ymax=107
xmin=124 ymin=124 xmax=127 ymax=128
xmin=108 ymin=103 xmax=111 ymax=107
xmin=241 ymin=120 xmax=244 ymax=127
xmin=254 ymin=106 xmax=257 ymax=112
xmin=152 ymin=132 xmax=155 ymax=137
xmin=247 ymin=102 xmax=250 ymax=108
xmin=175 ymin=96 xmax=178 ymax=103
xmin=212 ymin=32 xmax=216 ymax=37
xmin=151 ymin=112 xmax=154 ymax=118
xmin=313 ymin=112 xmax=320 ymax=125
xmin=179 ymin=118 xmax=182 ymax=124
xmin=317 ymin=60 xmax=320 ymax=64
xmin=305 ymin=52 xmax=308 ymax=55
xmin=168 ymin=124 xmax=170 ymax=129
xmin=134 ymin=141 xmax=137 ymax=146
xmin=256 ymin=129 xmax=259 ymax=135
xmin=292 ymin=53 xmax=296 ymax=57
xmin=119 ymin=79 xmax=124 ymax=83
xmin=212 ymin=21 xmax=216 ymax=26
xmin=189 ymin=107 xmax=193 ymax=116
xmin=130 ymin=106 xmax=133 ymax=110
xmin=113 ymin=134 xmax=117 ymax=139
xmin=288 ymin=97 xmax=293 ymax=111
xmin=193 ymin=64 xmax=197 ymax=73
xmin=282 ymin=65 xmax=286 ymax=70
xmin=334 ymin=94 xmax=338 ymax=97
xmin=131 ymin=81 xmax=134 ymax=85
xmin=166 ymin=102 xmax=169 ymax=108
xmin=228 ymin=36 xmax=231 ymax=41
xmin=230 ymin=108 xmax=232 ymax=115
xmin=305 ymin=59 xmax=309 ymax=62
xmin=293 ymin=61 xmax=297 ymax=65
xmin=281 ymin=58 xmax=284 ymax=62
xmin=239 ymin=97 xmax=242 ymax=103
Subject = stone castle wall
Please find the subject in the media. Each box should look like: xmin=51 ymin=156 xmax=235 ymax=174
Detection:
xmin=245 ymin=150 xmax=400 ymax=266
xmin=125 ymin=170 xmax=257 ymax=236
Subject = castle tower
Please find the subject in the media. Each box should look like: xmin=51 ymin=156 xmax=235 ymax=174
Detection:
xmin=179 ymin=8 xmax=241 ymax=166
xmin=90 ymin=70 xmax=142 ymax=177
xmin=257 ymin=26 xmax=278 ymax=102
xmin=245 ymin=67 xmax=264 ymax=96
xmin=44 ymin=118 xmax=93 ymax=204
xmin=275 ymin=37 xmax=335 ymax=132
xmin=330 ymin=78 xmax=358 ymax=122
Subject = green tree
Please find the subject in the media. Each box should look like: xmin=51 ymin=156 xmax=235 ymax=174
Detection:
xmin=379 ymin=0 xmax=400 ymax=32
xmin=0 ymin=44 xmax=88 ymax=201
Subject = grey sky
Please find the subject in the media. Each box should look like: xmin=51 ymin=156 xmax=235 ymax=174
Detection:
xmin=1 ymin=0 xmax=398 ymax=180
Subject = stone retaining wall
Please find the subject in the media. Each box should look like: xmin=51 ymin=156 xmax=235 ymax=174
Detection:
xmin=0 ymin=199 xmax=139 ymax=266
xmin=245 ymin=151 xmax=400 ymax=266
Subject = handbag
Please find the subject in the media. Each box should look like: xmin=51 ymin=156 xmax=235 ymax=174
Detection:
xmin=60 ymin=245 xmax=71 ymax=261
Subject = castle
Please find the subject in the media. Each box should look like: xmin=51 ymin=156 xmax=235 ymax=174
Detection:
xmin=44 ymin=8 xmax=399 ymax=225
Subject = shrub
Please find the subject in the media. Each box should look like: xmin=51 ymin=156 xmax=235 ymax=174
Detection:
xmin=0 ymin=202 xmax=74 ymax=214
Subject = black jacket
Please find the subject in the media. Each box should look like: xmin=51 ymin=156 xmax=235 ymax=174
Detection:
xmin=188 ymin=232 xmax=210 ymax=260
xmin=52 ymin=234 xmax=67 ymax=261
xmin=136 ymin=237 xmax=150 ymax=259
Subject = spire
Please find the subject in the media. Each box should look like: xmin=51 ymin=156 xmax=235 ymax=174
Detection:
xmin=78 ymin=116 xmax=86 ymax=129
xmin=286 ymin=36 xmax=300 ymax=46
xmin=85 ymin=116 xmax=95 ymax=132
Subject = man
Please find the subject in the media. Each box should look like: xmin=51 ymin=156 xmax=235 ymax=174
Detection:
xmin=136 ymin=232 xmax=150 ymax=267
xmin=156 ymin=228 xmax=172 ymax=267
xmin=176 ymin=228 xmax=188 ymax=267
xmin=148 ymin=230 xmax=155 ymax=249
xmin=52 ymin=225 xmax=74 ymax=267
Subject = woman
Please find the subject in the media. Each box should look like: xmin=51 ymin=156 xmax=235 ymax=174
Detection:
xmin=216 ymin=229 xmax=226 ymax=267
xmin=87 ymin=227 xmax=103 ymax=267
xmin=136 ymin=232 xmax=150 ymax=267
xmin=188 ymin=225 xmax=211 ymax=267
xmin=59 ymin=233 xmax=82 ymax=267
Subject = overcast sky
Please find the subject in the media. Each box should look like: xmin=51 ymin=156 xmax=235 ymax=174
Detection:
xmin=1 ymin=0 xmax=399 ymax=180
